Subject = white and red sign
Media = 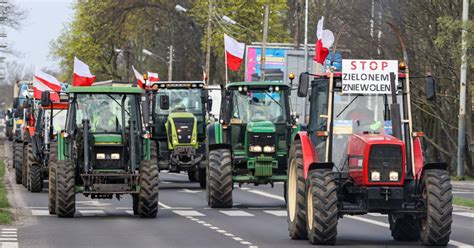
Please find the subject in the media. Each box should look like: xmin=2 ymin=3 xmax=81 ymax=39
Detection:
xmin=342 ymin=59 xmax=398 ymax=94
xmin=73 ymin=57 xmax=96 ymax=86
xmin=224 ymin=34 xmax=245 ymax=71
xmin=33 ymin=69 xmax=61 ymax=102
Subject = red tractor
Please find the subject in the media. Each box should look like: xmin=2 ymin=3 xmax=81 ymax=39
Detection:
xmin=286 ymin=56 xmax=452 ymax=245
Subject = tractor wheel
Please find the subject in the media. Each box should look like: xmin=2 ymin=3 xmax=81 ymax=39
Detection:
xmin=14 ymin=143 xmax=23 ymax=184
xmin=138 ymin=142 xmax=159 ymax=218
xmin=188 ymin=170 xmax=197 ymax=182
xmin=207 ymin=149 xmax=233 ymax=208
xmin=30 ymin=164 xmax=43 ymax=193
xmin=132 ymin=195 xmax=139 ymax=215
xmin=56 ymin=160 xmax=76 ymax=218
xmin=420 ymin=169 xmax=452 ymax=246
xmin=287 ymin=140 xmax=307 ymax=239
xmin=26 ymin=142 xmax=36 ymax=191
xmin=306 ymin=170 xmax=338 ymax=245
xmin=198 ymin=167 xmax=206 ymax=189
xmin=22 ymin=143 xmax=28 ymax=187
xmin=389 ymin=214 xmax=420 ymax=241
xmin=48 ymin=143 xmax=58 ymax=215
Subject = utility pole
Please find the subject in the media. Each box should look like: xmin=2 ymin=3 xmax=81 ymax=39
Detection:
xmin=304 ymin=0 xmax=309 ymax=72
xmin=205 ymin=0 xmax=212 ymax=83
xmin=260 ymin=5 xmax=270 ymax=81
xmin=457 ymin=0 xmax=469 ymax=179
xmin=168 ymin=45 xmax=173 ymax=81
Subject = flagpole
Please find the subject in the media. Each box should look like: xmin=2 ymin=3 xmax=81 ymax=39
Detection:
xmin=225 ymin=44 xmax=229 ymax=85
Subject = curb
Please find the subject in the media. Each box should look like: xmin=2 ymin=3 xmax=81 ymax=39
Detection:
xmin=452 ymin=181 xmax=474 ymax=189
xmin=454 ymin=204 xmax=474 ymax=212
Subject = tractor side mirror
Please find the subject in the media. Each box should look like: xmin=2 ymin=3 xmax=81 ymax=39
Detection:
xmin=297 ymin=72 xmax=309 ymax=97
xmin=207 ymin=98 xmax=213 ymax=112
xmin=41 ymin=91 xmax=51 ymax=107
xmin=425 ymin=76 xmax=436 ymax=101
xmin=160 ymin=95 xmax=169 ymax=110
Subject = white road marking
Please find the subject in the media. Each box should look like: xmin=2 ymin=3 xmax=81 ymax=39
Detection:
xmin=232 ymin=237 xmax=243 ymax=241
xmin=219 ymin=210 xmax=254 ymax=217
xmin=179 ymin=189 xmax=202 ymax=194
xmin=76 ymin=200 xmax=111 ymax=207
xmin=367 ymin=213 xmax=386 ymax=217
xmin=173 ymin=210 xmax=205 ymax=217
xmin=453 ymin=191 xmax=474 ymax=194
xmin=31 ymin=210 xmax=52 ymax=216
xmin=79 ymin=210 xmax=106 ymax=216
xmin=264 ymin=210 xmax=287 ymax=217
xmin=347 ymin=216 xmax=473 ymax=247
xmin=125 ymin=210 xmax=134 ymax=215
xmin=0 ymin=238 xmax=18 ymax=241
xmin=0 ymin=242 xmax=19 ymax=248
xmin=1 ymin=229 xmax=16 ymax=231
xmin=240 ymin=188 xmax=285 ymax=201
xmin=454 ymin=212 xmax=474 ymax=218
xmin=115 ymin=207 xmax=132 ymax=210
xmin=158 ymin=201 xmax=172 ymax=209
xmin=241 ymin=241 xmax=252 ymax=245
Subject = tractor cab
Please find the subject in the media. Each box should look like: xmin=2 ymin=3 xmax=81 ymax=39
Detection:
xmin=149 ymin=81 xmax=211 ymax=186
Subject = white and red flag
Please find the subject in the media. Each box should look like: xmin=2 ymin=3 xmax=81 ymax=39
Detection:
xmin=33 ymin=68 xmax=61 ymax=102
xmin=73 ymin=57 xmax=96 ymax=86
xmin=147 ymin=71 xmax=160 ymax=82
xmin=224 ymin=34 xmax=245 ymax=71
xmin=314 ymin=17 xmax=334 ymax=65
xmin=132 ymin=66 xmax=145 ymax=88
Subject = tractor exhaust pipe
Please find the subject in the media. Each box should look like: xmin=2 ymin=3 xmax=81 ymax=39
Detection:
xmin=83 ymin=119 xmax=90 ymax=172
xmin=389 ymin=72 xmax=402 ymax=140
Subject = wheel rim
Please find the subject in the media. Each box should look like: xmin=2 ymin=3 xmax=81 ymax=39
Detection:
xmin=307 ymin=186 xmax=313 ymax=231
xmin=288 ymin=159 xmax=297 ymax=222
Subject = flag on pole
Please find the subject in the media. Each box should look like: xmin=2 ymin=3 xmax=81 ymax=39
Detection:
xmin=314 ymin=17 xmax=334 ymax=65
xmin=224 ymin=34 xmax=245 ymax=71
xmin=33 ymin=68 xmax=61 ymax=102
xmin=147 ymin=71 xmax=160 ymax=82
xmin=72 ymin=57 xmax=96 ymax=86
xmin=132 ymin=66 xmax=145 ymax=88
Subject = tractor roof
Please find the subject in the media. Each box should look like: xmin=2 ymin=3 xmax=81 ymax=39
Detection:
xmin=226 ymin=81 xmax=289 ymax=89
xmin=67 ymin=86 xmax=143 ymax=94
xmin=150 ymin=81 xmax=205 ymax=90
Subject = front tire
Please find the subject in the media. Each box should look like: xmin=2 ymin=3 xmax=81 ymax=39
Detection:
xmin=56 ymin=160 xmax=76 ymax=218
xmin=287 ymin=140 xmax=307 ymax=239
xmin=306 ymin=170 xmax=338 ymax=245
xmin=138 ymin=142 xmax=159 ymax=218
xmin=207 ymin=149 xmax=232 ymax=208
xmin=30 ymin=164 xmax=43 ymax=193
xmin=420 ymin=169 xmax=452 ymax=246
xmin=22 ymin=143 xmax=27 ymax=187
xmin=48 ymin=143 xmax=58 ymax=214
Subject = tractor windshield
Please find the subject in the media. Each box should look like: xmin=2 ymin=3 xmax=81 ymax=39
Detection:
xmin=52 ymin=109 xmax=67 ymax=132
xmin=154 ymin=89 xmax=203 ymax=116
xmin=75 ymin=94 xmax=131 ymax=133
xmin=231 ymin=89 xmax=287 ymax=124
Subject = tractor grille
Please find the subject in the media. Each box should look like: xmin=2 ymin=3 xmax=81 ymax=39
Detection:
xmin=368 ymin=145 xmax=403 ymax=182
xmin=248 ymin=132 xmax=276 ymax=156
xmin=172 ymin=118 xmax=194 ymax=143
xmin=92 ymin=145 xmax=124 ymax=170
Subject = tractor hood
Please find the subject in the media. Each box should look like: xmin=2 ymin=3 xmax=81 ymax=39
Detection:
xmin=247 ymin=120 xmax=275 ymax=133
xmin=92 ymin=134 xmax=122 ymax=144
xmin=166 ymin=111 xmax=198 ymax=149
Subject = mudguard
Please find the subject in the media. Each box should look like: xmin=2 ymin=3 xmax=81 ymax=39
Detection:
xmin=413 ymin=137 xmax=424 ymax=179
xmin=294 ymin=131 xmax=317 ymax=179
xmin=207 ymin=122 xmax=232 ymax=151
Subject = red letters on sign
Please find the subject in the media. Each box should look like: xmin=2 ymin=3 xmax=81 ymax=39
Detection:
xmin=349 ymin=60 xmax=389 ymax=71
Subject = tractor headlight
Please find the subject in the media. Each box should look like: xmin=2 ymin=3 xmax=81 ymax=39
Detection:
xmin=249 ymin=145 xmax=262 ymax=153
xmin=111 ymin=153 xmax=120 ymax=160
xmin=263 ymin=145 xmax=275 ymax=153
xmin=370 ymin=171 xmax=381 ymax=181
xmin=389 ymin=171 xmax=399 ymax=181
xmin=96 ymin=153 xmax=105 ymax=160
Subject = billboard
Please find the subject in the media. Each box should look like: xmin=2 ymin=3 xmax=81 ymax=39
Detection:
xmin=246 ymin=47 xmax=286 ymax=82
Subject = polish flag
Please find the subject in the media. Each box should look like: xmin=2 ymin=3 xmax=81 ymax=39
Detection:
xmin=33 ymin=68 xmax=61 ymax=102
xmin=314 ymin=17 xmax=334 ymax=65
xmin=224 ymin=34 xmax=245 ymax=71
xmin=132 ymin=66 xmax=145 ymax=88
xmin=147 ymin=71 xmax=160 ymax=82
xmin=73 ymin=57 xmax=96 ymax=86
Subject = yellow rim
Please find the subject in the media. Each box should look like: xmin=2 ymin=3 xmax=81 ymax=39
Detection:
xmin=307 ymin=186 xmax=314 ymax=231
xmin=288 ymin=159 xmax=297 ymax=222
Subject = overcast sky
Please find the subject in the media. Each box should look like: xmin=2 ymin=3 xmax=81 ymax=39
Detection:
xmin=5 ymin=0 xmax=75 ymax=71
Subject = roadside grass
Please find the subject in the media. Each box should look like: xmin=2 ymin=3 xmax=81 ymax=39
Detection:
xmin=453 ymin=196 xmax=474 ymax=209
xmin=0 ymin=160 xmax=12 ymax=224
xmin=451 ymin=175 xmax=474 ymax=181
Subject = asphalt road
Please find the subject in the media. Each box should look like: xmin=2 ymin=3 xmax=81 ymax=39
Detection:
xmin=1 ymin=141 xmax=474 ymax=248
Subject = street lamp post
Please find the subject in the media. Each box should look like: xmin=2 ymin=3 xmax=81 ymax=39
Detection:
xmin=142 ymin=48 xmax=173 ymax=81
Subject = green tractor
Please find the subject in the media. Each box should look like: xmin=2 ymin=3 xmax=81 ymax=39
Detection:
xmin=150 ymin=81 xmax=211 ymax=188
xmin=51 ymin=84 xmax=159 ymax=218
xmin=206 ymin=81 xmax=299 ymax=208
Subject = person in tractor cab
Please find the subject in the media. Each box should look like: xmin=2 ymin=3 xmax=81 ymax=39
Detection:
xmin=341 ymin=96 xmax=383 ymax=134
xmin=93 ymin=101 xmax=118 ymax=132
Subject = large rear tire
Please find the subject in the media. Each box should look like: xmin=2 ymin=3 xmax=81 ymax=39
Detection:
xmin=306 ymin=170 xmax=338 ymax=245
xmin=138 ymin=142 xmax=159 ymax=218
xmin=30 ymin=164 xmax=43 ymax=192
xmin=389 ymin=214 xmax=420 ymax=241
xmin=48 ymin=143 xmax=58 ymax=215
xmin=14 ymin=143 xmax=23 ymax=184
xmin=287 ymin=140 xmax=307 ymax=239
xmin=56 ymin=160 xmax=76 ymax=218
xmin=22 ymin=143 xmax=27 ymax=187
xmin=420 ymin=169 xmax=452 ymax=246
xmin=207 ymin=149 xmax=232 ymax=208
